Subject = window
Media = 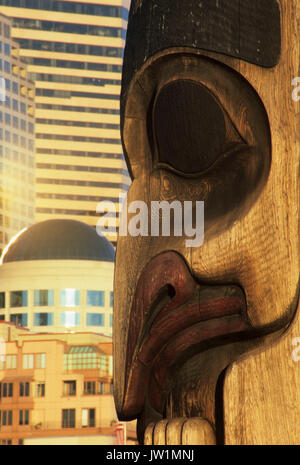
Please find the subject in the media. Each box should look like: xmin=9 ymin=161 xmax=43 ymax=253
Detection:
xmin=60 ymin=289 xmax=80 ymax=307
xmin=4 ymin=24 xmax=9 ymax=39
xmin=13 ymin=133 xmax=19 ymax=145
xmin=4 ymin=61 xmax=10 ymax=73
xmin=20 ymin=136 xmax=26 ymax=148
xmin=99 ymin=382 xmax=104 ymax=394
xmin=10 ymin=314 xmax=28 ymax=327
xmin=63 ymin=380 xmax=76 ymax=396
xmin=62 ymin=409 xmax=75 ymax=428
xmin=6 ymin=355 xmax=17 ymax=369
xmin=34 ymin=313 xmax=54 ymax=326
xmin=4 ymin=113 xmax=10 ymax=125
xmin=10 ymin=291 xmax=28 ymax=308
xmin=36 ymin=383 xmax=45 ymax=397
xmin=86 ymin=313 xmax=104 ymax=327
xmin=23 ymin=354 xmax=33 ymax=369
xmin=60 ymin=312 xmax=80 ymax=327
xmin=19 ymin=410 xmax=29 ymax=426
xmin=1 ymin=439 xmax=12 ymax=445
xmin=110 ymin=292 xmax=114 ymax=307
xmin=12 ymin=100 xmax=18 ymax=113
xmin=82 ymin=408 xmax=95 ymax=428
xmin=83 ymin=381 xmax=96 ymax=395
xmin=110 ymin=314 xmax=113 ymax=328
xmin=86 ymin=291 xmax=104 ymax=307
xmin=12 ymin=82 xmax=18 ymax=94
xmin=0 ymin=383 xmax=13 ymax=398
xmin=19 ymin=382 xmax=30 ymax=397
xmin=4 ymin=43 xmax=10 ymax=55
xmin=0 ymin=410 xmax=13 ymax=426
xmin=20 ymin=102 xmax=26 ymax=114
xmin=34 ymin=290 xmax=54 ymax=306
xmin=35 ymin=353 xmax=46 ymax=369
xmin=0 ymin=292 xmax=5 ymax=308
xmin=13 ymin=116 xmax=18 ymax=128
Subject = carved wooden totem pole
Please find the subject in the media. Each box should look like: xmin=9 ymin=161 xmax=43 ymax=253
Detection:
xmin=114 ymin=0 xmax=300 ymax=445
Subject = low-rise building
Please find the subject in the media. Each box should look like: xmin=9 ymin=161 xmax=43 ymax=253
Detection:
xmin=0 ymin=324 xmax=136 ymax=445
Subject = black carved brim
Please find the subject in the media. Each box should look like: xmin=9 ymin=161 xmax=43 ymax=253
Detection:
xmin=122 ymin=0 xmax=281 ymax=99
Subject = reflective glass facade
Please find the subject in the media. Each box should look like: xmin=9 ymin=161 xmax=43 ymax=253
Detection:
xmin=0 ymin=14 xmax=36 ymax=254
xmin=34 ymin=289 xmax=54 ymax=306
xmin=0 ymin=287 xmax=112 ymax=334
xmin=0 ymin=1 xmax=131 ymax=247
xmin=86 ymin=290 xmax=104 ymax=307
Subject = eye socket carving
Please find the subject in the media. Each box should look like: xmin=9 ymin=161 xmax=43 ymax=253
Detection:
xmin=153 ymin=79 xmax=245 ymax=175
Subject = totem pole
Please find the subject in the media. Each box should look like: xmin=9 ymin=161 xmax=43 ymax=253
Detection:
xmin=114 ymin=0 xmax=300 ymax=445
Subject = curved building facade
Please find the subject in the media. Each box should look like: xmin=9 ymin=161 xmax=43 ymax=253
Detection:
xmin=0 ymin=0 xmax=132 ymax=247
xmin=0 ymin=219 xmax=115 ymax=336
xmin=0 ymin=12 xmax=36 ymax=256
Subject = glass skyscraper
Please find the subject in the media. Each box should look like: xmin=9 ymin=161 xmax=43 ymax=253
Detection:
xmin=0 ymin=12 xmax=36 ymax=255
xmin=0 ymin=0 xmax=131 ymax=247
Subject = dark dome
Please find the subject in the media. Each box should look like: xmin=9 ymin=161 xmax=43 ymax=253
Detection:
xmin=2 ymin=220 xmax=115 ymax=263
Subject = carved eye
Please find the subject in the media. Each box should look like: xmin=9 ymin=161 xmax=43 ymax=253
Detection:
xmin=153 ymin=79 xmax=244 ymax=175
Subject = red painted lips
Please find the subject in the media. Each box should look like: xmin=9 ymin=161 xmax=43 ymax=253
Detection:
xmin=120 ymin=251 xmax=250 ymax=420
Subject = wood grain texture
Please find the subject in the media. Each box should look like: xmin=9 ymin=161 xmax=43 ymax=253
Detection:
xmin=181 ymin=418 xmax=216 ymax=445
xmin=222 ymin=0 xmax=300 ymax=444
xmin=223 ymin=296 xmax=300 ymax=445
xmin=122 ymin=0 xmax=281 ymax=105
xmin=143 ymin=417 xmax=216 ymax=445
xmin=114 ymin=0 xmax=299 ymax=444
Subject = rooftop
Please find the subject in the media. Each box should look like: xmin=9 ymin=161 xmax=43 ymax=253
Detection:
xmin=2 ymin=219 xmax=115 ymax=264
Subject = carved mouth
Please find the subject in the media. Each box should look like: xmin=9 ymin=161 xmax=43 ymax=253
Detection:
xmin=120 ymin=251 xmax=252 ymax=427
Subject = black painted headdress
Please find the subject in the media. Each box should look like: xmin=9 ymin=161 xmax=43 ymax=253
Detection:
xmin=122 ymin=0 xmax=281 ymax=98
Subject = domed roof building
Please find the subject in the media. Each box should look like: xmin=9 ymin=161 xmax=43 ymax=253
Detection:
xmin=2 ymin=220 xmax=115 ymax=264
xmin=0 ymin=220 xmax=115 ymax=336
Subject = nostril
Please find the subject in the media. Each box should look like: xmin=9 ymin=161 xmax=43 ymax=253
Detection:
xmin=138 ymin=284 xmax=176 ymax=346
xmin=166 ymin=284 xmax=176 ymax=299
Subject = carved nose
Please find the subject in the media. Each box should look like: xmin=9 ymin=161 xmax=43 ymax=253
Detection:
xmin=133 ymin=251 xmax=197 ymax=326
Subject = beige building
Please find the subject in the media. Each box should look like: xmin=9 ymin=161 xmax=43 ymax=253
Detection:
xmin=0 ymin=0 xmax=132 ymax=247
xmin=0 ymin=219 xmax=115 ymax=337
xmin=0 ymin=12 xmax=35 ymax=255
xmin=0 ymin=325 xmax=137 ymax=445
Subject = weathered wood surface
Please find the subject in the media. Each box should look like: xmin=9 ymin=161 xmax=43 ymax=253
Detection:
xmin=223 ymin=297 xmax=300 ymax=445
xmin=114 ymin=0 xmax=299 ymax=445
xmin=222 ymin=0 xmax=300 ymax=445
xmin=144 ymin=418 xmax=216 ymax=445
xmin=122 ymin=0 xmax=281 ymax=111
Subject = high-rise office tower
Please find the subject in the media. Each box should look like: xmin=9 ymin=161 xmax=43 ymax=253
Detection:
xmin=0 ymin=13 xmax=36 ymax=256
xmin=0 ymin=1 xmax=131 ymax=247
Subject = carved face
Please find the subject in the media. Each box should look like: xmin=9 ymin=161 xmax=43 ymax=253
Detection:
xmin=114 ymin=0 xmax=299 ymax=444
